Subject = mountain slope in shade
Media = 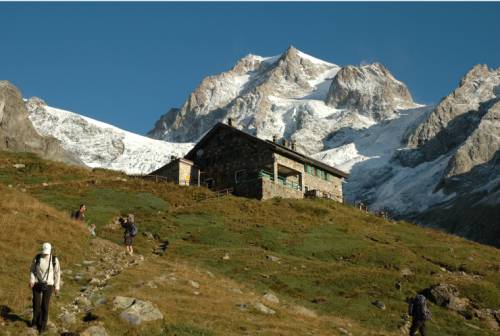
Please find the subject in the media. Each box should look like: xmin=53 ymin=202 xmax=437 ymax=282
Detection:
xmin=316 ymin=65 xmax=500 ymax=246
xmin=26 ymin=97 xmax=193 ymax=175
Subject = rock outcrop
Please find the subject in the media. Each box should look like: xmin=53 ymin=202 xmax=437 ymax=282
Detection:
xmin=0 ymin=81 xmax=81 ymax=165
xmin=400 ymin=65 xmax=500 ymax=168
xmin=324 ymin=63 xmax=415 ymax=120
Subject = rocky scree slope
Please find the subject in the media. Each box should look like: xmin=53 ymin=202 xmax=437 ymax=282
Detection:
xmin=0 ymin=81 xmax=81 ymax=165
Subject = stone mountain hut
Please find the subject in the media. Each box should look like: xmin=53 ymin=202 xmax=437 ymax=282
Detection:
xmin=150 ymin=121 xmax=348 ymax=201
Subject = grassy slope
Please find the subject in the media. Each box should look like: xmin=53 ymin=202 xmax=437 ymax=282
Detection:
xmin=0 ymin=151 xmax=498 ymax=336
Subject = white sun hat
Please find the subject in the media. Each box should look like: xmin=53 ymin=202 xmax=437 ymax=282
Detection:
xmin=42 ymin=242 xmax=52 ymax=255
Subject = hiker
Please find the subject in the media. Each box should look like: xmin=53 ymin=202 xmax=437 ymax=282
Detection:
xmin=120 ymin=214 xmax=137 ymax=256
xmin=408 ymin=294 xmax=431 ymax=336
xmin=72 ymin=204 xmax=86 ymax=221
xmin=29 ymin=242 xmax=60 ymax=334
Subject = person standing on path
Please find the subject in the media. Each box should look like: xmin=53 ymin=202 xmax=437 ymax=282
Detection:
xmin=120 ymin=214 xmax=137 ymax=256
xmin=408 ymin=294 xmax=431 ymax=336
xmin=73 ymin=204 xmax=86 ymax=221
xmin=29 ymin=242 xmax=61 ymax=333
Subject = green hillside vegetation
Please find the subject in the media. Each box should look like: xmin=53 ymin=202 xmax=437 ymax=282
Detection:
xmin=0 ymin=150 xmax=498 ymax=336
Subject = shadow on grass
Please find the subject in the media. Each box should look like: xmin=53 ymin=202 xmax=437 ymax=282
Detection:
xmin=0 ymin=305 xmax=30 ymax=326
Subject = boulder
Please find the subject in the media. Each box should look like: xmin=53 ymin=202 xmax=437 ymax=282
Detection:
xmin=188 ymin=280 xmax=200 ymax=289
xmin=59 ymin=311 xmax=76 ymax=326
xmin=112 ymin=296 xmax=135 ymax=310
xmin=263 ymin=292 xmax=279 ymax=304
xmin=75 ymin=296 xmax=92 ymax=308
xmin=372 ymin=300 xmax=386 ymax=310
xmin=119 ymin=300 xmax=163 ymax=326
xmin=253 ymin=302 xmax=276 ymax=315
xmin=425 ymin=283 xmax=468 ymax=312
xmin=80 ymin=325 xmax=109 ymax=336
xmin=266 ymin=255 xmax=280 ymax=262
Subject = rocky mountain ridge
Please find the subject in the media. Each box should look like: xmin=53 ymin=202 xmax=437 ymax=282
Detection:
xmin=25 ymin=97 xmax=193 ymax=175
xmin=0 ymin=81 xmax=81 ymax=165
xmin=148 ymin=48 xmax=499 ymax=246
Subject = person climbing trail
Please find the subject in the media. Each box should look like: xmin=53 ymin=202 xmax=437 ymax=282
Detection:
xmin=120 ymin=214 xmax=137 ymax=256
xmin=408 ymin=293 xmax=432 ymax=336
xmin=89 ymin=223 xmax=96 ymax=237
xmin=72 ymin=204 xmax=86 ymax=221
xmin=29 ymin=242 xmax=61 ymax=334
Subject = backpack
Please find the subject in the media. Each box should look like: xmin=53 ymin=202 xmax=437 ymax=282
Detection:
xmin=409 ymin=294 xmax=431 ymax=320
xmin=129 ymin=223 xmax=138 ymax=237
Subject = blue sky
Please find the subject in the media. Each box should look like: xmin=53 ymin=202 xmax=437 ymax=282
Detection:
xmin=1 ymin=2 xmax=500 ymax=134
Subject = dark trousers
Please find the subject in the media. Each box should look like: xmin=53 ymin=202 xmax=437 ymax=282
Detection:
xmin=32 ymin=285 xmax=53 ymax=332
xmin=409 ymin=318 xmax=427 ymax=336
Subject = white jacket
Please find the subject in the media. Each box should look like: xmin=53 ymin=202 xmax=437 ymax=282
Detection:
xmin=30 ymin=255 xmax=61 ymax=291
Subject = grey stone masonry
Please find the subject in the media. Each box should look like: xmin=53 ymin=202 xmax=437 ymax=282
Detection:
xmin=152 ymin=122 xmax=348 ymax=201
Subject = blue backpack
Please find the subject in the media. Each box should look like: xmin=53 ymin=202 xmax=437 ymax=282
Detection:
xmin=129 ymin=223 xmax=138 ymax=237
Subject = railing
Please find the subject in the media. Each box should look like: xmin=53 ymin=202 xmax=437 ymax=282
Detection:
xmin=257 ymin=170 xmax=302 ymax=191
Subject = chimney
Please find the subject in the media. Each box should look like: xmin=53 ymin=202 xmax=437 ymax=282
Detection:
xmin=291 ymin=140 xmax=296 ymax=151
xmin=272 ymin=135 xmax=277 ymax=143
xmin=170 ymin=155 xmax=177 ymax=161
xmin=282 ymin=139 xmax=287 ymax=147
xmin=227 ymin=118 xmax=233 ymax=127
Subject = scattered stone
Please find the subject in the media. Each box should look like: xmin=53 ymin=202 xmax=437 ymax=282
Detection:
xmin=80 ymin=325 xmax=109 ymax=336
xmin=145 ymin=281 xmax=158 ymax=289
xmin=338 ymin=327 xmax=351 ymax=335
xmin=120 ymin=300 xmax=163 ymax=326
xmin=60 ymin=311 xmax=76 ymax=326
xmin=291 ymin=305 xmax=318 ymax=318
xmin=231 ymin=288 xmax=243 ymax=294
xmin=113 ymin=296 xmax=136 ymax=310
xmin=12 ymin=163 xmax=25 ymax=169
xmin=222 ymin=253 xmax=231 ymax=260
xmin=474 ymin=309 xmax=499 ymax=330
xmin=92 ymin=296 xmax=107 ymax=306
xmin=263 ymin=292 xmax=280 ymax=304
xmin=25 ymin=328 xmax=38 ymax=336
xmin=206 ymin=270 xmax=215 ymax=278
xmin=425 ymin=283 xmax=469 ymax=313
xmin=75 ymin=296 xmax=92 ymax=308
xmin=142 ymin=231 xmax=155 ymax=240
xmin=88 ymin=278 xmax=101 ymax=286
xmin=193 ymin=291 xmax=200 ymax=296
xmin=188 ymin=280 xmax=200 ymax=289
xmin=372 ymin=300 xmax=386 ymax=310
xmin=400 ymin=267 xmax=413 ymax=277
xmin=253 ymin=302 xmax=276 ymax=315
xmin=47 ymin=320 xmax=58 ymax=333
xmin=83 ymin=260 xmax=95 ymax=266
xmin=266 ymin=255 xmax=280 ymax=262
xmin=42 ymin=182 xmax=49 ymax=187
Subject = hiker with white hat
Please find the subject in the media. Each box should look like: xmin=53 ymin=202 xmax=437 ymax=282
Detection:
xmin=29 ymin=242 xmax=61 ymax=333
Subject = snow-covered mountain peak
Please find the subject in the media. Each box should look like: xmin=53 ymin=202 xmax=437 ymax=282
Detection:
xmin=26 ymin=97 xmax=193 ymax=174
xmin=324 ymin=62 xmax=417 ymax=121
